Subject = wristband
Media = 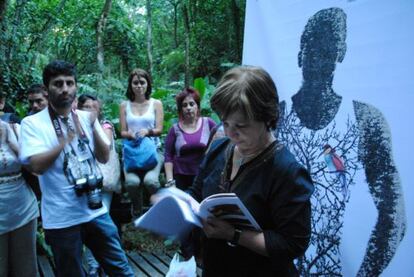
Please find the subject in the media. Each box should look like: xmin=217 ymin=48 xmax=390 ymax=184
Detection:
xmin=227 ymin=228 xmax=242 ymax=247
xmin=148 ymin=129 xmax=154 ymax=136
xmin=165 ymin=179 xmax=175 ymax=187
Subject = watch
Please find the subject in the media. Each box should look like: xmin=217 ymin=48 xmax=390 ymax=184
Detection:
xmin=227 ymin=228 xmax=242 ymax=247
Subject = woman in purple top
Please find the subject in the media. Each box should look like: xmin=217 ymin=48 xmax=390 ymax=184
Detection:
xmin=164 ymin=88 xmax=216 ymax=190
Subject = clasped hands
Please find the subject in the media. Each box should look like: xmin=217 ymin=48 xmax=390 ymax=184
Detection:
xmin=130 ymin=129 xmax=151 ymax=139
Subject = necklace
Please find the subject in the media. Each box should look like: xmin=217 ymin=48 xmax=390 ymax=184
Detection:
xmin=233 ymin=146 xmax=261 ymax=167
xmin=233 ymin=134 xmax=276 ymax=167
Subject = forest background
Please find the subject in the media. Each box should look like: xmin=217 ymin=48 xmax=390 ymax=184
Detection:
xmin=0 ymin=0 xmax=246 ymax=135
xmin=0 ymin=0 xmax=246 ymax=253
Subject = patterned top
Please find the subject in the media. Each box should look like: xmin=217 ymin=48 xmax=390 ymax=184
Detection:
xmin=0 ymin=123 xmax=38 ymax=235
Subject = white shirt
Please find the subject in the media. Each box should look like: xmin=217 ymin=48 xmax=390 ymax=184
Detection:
xmin=19 ymin=107 xmax=110 ymax=229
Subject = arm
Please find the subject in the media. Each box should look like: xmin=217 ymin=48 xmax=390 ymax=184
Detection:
xmin=19 ymin=116 xmax=72 ymax=175
xmin=202 ymin=217 xmax=268 ymax=256
xmin=203 ymin=163 xmax=313 ymax=261
xmin=101 ymin=122 xmax=114 ymax=142
xmin=353 ymin=101 xmax=406 ymax=276
xmin=6 ymin=122 xmax=19 ymax=155
xmin=164 ymin=126 xmax=177 ymax=182
xmin=0 ymin=121 xmax=18 ymax=155
xmin=138 ymin=99 xmax=164 ymax=137
xmin=207 ymin=117 xmax=217 ymax=131
xmin=29 ymin=140 xmax=70 ymax=175
xmin=119 ymin=102 xmax=135 ymax=140
xmin=164 ymin=162 xmax=174 ymax=182
xmin=151 ymin=99 xmax=164 ymax=136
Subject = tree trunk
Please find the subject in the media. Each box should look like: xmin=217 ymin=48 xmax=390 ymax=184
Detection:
xmin=182 ymin=3 xmax=190 ymax=88
xmin=96 ymin=0 xmax=112 ymax=73
xmin=6 ymin=0 xmax=28 ymax=61
xmin=0 ymin=0 xmax=9 ymax=92
xmin=231 ymin=0 xmax=242 ymax=61
xmin=146 ymin=0 xmax=153 ymax=76
xmin=170 ymin=0 xmax=179 ymax=48
xmin=0 ymin=0 xmax=7 ymax=25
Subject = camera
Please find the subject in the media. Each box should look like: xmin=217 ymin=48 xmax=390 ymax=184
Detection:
xmin=74 ymin=174 xmax=104 ymax=209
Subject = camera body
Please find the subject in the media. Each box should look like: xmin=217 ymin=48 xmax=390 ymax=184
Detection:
xmin=74 ymin=174 xmax=104 ymax=209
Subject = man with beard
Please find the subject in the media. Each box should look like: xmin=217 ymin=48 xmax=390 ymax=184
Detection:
xmin=19 ymin=60 xmax=134 ymax=276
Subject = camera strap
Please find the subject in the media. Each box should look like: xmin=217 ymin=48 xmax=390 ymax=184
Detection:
xmin=48 ymin=107 xmax=101 ymax=183
xmin=70 ymin=111 xmax=102 ymax=177
xmin=48 ymin=106 xmax=77 ymax=158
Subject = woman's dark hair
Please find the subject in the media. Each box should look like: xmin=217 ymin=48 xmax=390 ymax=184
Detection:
xmin=210 ymin=66 xmax=279 ymax=130
xmin=175 ymin=88 xmax=201 ymax=120
xmin=77 ymin=94 xmax=97 ymax=109
xmin=126 ymin=68 xmax=152 ymax=101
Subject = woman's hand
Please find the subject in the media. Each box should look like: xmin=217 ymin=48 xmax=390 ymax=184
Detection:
xmin=202 ymin=217 xmax=235 ymax=241
xmin=135 ymin=128 xmax=150 ymax=138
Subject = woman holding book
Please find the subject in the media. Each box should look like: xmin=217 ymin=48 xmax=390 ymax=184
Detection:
xmin=164 ymin=88 xmax=216 ymax=190
xmin=187 ymin=66 xmax=314 ymax=276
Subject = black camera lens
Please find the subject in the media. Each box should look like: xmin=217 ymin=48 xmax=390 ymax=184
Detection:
xmin=74 ymin=177 xmax=88 ymax=196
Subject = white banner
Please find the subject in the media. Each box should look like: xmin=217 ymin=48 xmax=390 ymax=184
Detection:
xmin=243 ymin=0 xmax=413 ymax=276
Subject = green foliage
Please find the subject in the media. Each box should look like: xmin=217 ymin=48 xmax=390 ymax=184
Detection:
xmin=36 ymin=227 xmax=53 ymax=258
xmin=14 ymin=101 xmax=27 ymax=119
xmin=193 ymin=77 xmax=206 ymax=99
xmin=1 ymin=0 xmax=243 ymax=126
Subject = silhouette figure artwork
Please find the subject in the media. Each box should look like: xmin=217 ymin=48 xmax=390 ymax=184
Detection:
xmin=277 ymin=7 xmax=406 ymax=276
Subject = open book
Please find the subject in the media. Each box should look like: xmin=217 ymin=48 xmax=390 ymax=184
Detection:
xmin=134 ymin=187 xmax=261 ymax=240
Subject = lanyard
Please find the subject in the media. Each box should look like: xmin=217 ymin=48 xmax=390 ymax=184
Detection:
xmin=48 ymin=107 xmax=89 ymax=144
xmin=48 ymin=106 xmax=100 ymax=183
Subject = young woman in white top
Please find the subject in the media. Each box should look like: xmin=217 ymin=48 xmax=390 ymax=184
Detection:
xmin=119 ymin=68 xmax=164 ymax=215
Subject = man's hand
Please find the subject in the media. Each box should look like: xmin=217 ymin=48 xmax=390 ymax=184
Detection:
xmin=89 ymin=111 xmax=98 ymax=128
xmin=58 ymin=128 xmax=75 ymax=146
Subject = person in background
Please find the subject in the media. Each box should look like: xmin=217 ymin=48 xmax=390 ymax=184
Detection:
xmin=19 ymin=60 xmax=134 ymax=277
xmin=164 ymin=88 xmax=216 ymax=190
xmin=27 ymin=84 xmax=48 ymax=115
xmin=186 ymin=66 xmax=314 ymax=276
xmin=78 ymin=94 xmax=122 ymax=277
xmin=0 ymin=118 xmax=39 ymax=276
xmin=25 ymin=84 xmax=49 ymax=200
xmin=119 ymin=68 xmax=164 ymax=216
xmin=0 ymin=92 xmax=21 ymax=124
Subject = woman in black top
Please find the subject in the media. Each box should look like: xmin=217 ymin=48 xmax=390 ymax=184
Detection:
xmin=187 ymin=66 xmax=314 ymax=276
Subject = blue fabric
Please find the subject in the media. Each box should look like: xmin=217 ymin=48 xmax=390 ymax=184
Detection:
xmin=123 ymin=137 xmax=158 ymax=172
xmin=45 ymin=213 xmax=134 ymax=277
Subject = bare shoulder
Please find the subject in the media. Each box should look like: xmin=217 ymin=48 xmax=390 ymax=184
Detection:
xmin=152 ymin=98 xmax=163 ymax=108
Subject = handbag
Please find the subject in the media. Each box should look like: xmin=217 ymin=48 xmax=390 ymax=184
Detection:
xmin=98 ymin=142 xmax=122 ymax=193
xmin=123 ymin=137 xmax=158 ymax=172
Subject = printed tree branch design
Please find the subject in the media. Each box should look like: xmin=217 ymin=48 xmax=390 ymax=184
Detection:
xmin=277 ymin=108 xmax=360 ymax=276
